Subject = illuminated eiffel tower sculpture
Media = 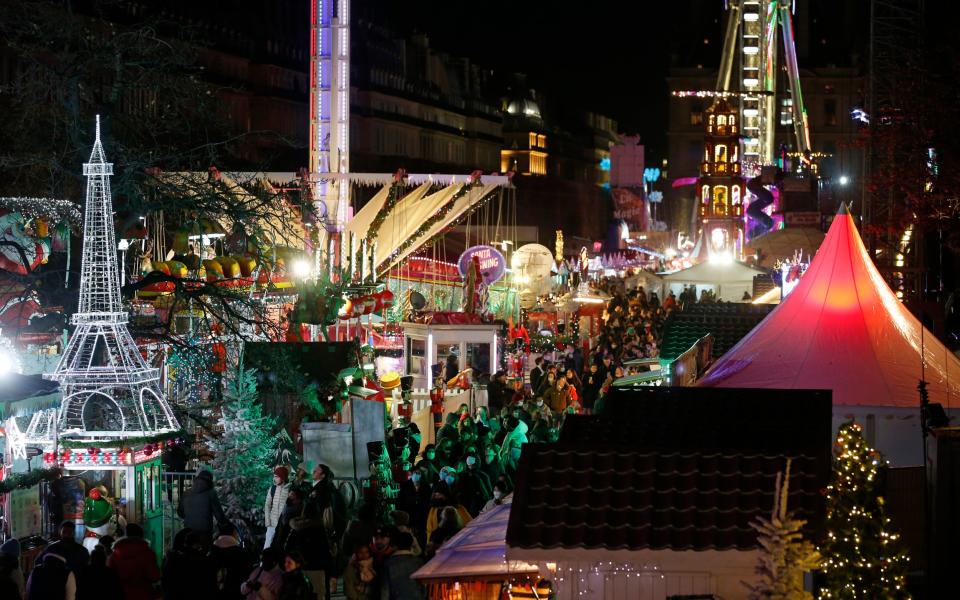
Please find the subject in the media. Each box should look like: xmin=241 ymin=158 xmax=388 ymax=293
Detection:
xmin=45 ymin=116 xmax=178 ymax=440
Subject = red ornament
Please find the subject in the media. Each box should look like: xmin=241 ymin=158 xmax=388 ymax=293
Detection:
xmin=143 ymin=444 xmax=154 ymax=456
xmin=380 ymin=289 xmax=395 ymax=309
xmin=362 ymin=296 xmax=377 ymax=315
xmin=89 ymin=488 xmax=101 ymax=500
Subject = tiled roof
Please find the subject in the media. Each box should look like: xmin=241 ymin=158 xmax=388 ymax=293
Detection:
xmin=506 ymin=387 xmax=831 ymax=553
xmin=659 ymin=303 xmax=774 ymax=362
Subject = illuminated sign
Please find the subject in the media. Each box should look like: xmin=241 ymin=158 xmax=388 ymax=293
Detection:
xmin=457 ymin=245 xmax=507 ymax=285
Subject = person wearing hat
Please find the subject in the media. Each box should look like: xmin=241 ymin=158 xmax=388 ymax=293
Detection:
xmin=264 ymin=466 xmax=291 ymax=549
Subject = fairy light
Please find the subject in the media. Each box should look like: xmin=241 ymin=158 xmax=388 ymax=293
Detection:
xmin=817 ymin=422 xmax=911 ymax=599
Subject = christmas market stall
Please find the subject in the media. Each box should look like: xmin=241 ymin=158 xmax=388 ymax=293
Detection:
xmin=412 ymin=494 xmax=547 ymax=600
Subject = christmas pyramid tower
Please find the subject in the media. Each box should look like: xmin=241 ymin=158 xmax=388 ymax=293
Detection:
xmin=45 ymin=116 xmax=178 ymax=439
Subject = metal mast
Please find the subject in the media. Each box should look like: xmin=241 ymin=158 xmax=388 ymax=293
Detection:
xmin=45 ymin=116 xmax=178 ymax=440
xmin=310 ymin=0 xmax=351 ymax=272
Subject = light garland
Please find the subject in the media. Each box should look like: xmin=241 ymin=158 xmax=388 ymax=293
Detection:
xmin=671 ymin=90 xmax=775 ymax=99
xmin=0 ymin=197 xmax=82 ymax=227
xmin=380 ymin=179 xmax=481 ymax=272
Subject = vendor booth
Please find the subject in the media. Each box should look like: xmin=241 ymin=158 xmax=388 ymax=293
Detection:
xmin=662 ymin=260 xmax=765 ymax=302
xmin=413 ymin=495 xmax=545 ymax=600
xmin=402 ymin=321 xmax=499 ymax=390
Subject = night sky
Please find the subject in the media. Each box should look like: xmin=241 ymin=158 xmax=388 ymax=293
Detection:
xmin=361 ymin=0 xmax=725 ymax=159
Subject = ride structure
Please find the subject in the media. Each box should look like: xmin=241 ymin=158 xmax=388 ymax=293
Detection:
xmin=676 ymin=0 xmax=819 ymax=260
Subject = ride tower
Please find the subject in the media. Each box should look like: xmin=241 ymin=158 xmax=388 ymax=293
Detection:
xmin=695 ymin=100 xmax=745 ymax=260
xmin=310 ymin=0 xmax=351 ymax=277
xmin=45 ymin=117 xmax=178 ymax=440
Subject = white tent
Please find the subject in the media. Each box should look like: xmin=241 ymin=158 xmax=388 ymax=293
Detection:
xmin=661 ymin=260 xmax=765 ymax=302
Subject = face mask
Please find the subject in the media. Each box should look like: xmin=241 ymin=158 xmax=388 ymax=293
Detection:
xmin=445 ymin=475 xmax=456 ymax=486
xmin=536 ymin=399 xmax=543 ymax=406
xmin=493 ymin=490 xmax=503 ymax=500
xmin=426 ymin=452 xmax=435 ymax=460
xmin=466 ymin=456 xmax=476 ymax=467
xmin=411 ymin=473 xmax=421 ymax=483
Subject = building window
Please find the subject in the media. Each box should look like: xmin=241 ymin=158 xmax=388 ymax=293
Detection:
xmin=537 ymin=134 xmax=547 ymax=149
xmin=824 ymin=98 xmax=837 ymax=126
xmin=708 ymin=114 xmax=715 ymax=133
xmin=780 ymin=98 xmax=794 ymax=125
xmin=701 ymin=185 xmax=710 ymax=205
xmin=732 ymin=185 xmax=741 ymax=206
xmin=713 ymin=185 xmax=728 ymax=215
xmin=704 ymin=143 xmax=712 ymax=163
xmin=690 ymin=111 xmax=704 ymax=125
xmin=715 ymin=144 xmax=727 ymax=164
xmin=529 ymin=132 xmax=538 ymax=149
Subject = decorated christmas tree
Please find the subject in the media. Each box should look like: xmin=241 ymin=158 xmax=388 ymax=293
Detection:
xmin=207 ymin=365 xmax=279 ymax=531
xmin=818 ymin=422 xmax=911 ymax=599
xmin=745 ymin=458 xmax=822 ymax=600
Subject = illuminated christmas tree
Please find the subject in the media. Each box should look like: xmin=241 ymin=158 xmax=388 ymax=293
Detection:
xmin=818 ymin=422 xmax=911 ymax=599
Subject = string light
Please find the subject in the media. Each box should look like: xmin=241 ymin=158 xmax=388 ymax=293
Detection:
xmin=817 ymin=422 xmax=911 ymax=599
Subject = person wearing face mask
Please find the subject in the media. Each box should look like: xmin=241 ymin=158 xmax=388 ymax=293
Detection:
xmin=458 ymin=455 xmax=493 ymax=517
xmin=396 ymin=470 xmax=430 ymax=548
xmin=582 ymin=362 xmax=603 ymax=413
xmin=480 ymin=446 xmax=508 ymax=492
xmin=498 ymin=416 xmax=528 ymax=474
xmin=414 ymin=445 xmax=441 ymax=484
xmin=542 ymin=375 xmax=571 ymax=414
xmin=535 ymin=368 xmax=556 ymax=398
xmin=480 ymin=481 xmax=509 ymax=514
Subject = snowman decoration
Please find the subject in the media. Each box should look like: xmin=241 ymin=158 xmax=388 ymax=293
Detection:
xmin=82 ymin=486 xmax=126 ymax=552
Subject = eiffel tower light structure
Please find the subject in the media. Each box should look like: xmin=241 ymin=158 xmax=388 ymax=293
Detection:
xmin=45 ymin=116 xmax=178 ymax=440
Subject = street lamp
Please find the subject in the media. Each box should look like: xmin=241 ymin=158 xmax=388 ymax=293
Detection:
xmin=838 ymin=175 xmax=849 ymax=186
xmin=117 ymin=239 xmax=130 ymax=287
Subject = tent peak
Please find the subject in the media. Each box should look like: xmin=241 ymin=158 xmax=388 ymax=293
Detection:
xmin=836 ymin=202 xmax=850 ymax=216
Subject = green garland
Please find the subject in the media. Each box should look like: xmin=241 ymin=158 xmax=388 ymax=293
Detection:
xmin=379 ymin=180 xmax=479 ymax=270
xmin=364 ymin=181 xmax=405 ymax=245
xmin=61 ymin=430 xmax=185 ymax=449
xmin=0 ymin=467 xmax=61 ymax=494
xmin=417 ymin=181 xmax=491 ymax=251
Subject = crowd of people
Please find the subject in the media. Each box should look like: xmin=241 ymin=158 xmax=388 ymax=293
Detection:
xmin=0 ymin=284 xmax=682 ymax=600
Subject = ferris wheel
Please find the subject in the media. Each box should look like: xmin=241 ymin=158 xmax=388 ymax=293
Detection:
xmin=715 ymin=0 xmax=812 ymax=175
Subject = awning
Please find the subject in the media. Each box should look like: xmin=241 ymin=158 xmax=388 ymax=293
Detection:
xmin=0 ymin=374 xmax=60 ymax=419
xmin=379 ymin=183 xmax=501 ymax=275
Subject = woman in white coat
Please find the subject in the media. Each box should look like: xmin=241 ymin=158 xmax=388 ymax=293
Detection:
xmin=263 ymin=466 xmax=291 ymax=549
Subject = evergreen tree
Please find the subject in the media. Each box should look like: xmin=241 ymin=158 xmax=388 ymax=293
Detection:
xmin=207 ymin=365 xmax=278 ymax=531
xmin=818 ymin=422 xmax=911 ymax=599
xmin=745 ymin=458 xmax=822 ymax=600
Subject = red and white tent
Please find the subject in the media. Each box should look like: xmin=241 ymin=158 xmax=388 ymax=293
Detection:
xmin=700 ymin=205 xmax=960 ymax=410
